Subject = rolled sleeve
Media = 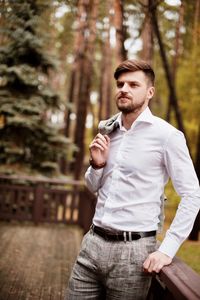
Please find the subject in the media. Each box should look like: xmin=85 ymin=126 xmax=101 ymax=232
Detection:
xmin=85 ymin=166 xmax=104 ymax=193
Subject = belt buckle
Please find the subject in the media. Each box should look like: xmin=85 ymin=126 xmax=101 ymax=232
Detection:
xmin=123 ymin=232 xmax=141 ymax=242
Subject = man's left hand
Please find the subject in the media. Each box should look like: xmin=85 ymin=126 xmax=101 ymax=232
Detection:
xmin=143 ymin=250 xmax=172 ymax=273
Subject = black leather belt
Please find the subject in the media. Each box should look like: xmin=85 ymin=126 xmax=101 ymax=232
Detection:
xmin=91 ymin=225 xmax=156 ymax=242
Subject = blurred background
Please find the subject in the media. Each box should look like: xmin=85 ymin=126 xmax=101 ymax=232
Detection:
xmin=0 ymin=0 xmax=199 ymax=278
xmin=0 ymin=0 xmax=199 ymax=179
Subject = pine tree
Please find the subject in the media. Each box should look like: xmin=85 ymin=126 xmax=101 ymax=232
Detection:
xmin=0 ymin=0 xmax=70 ymax=176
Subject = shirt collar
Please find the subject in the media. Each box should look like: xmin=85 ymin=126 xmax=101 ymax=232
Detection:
xmin=134 ymin=106 xmax=154 ymax=124
xmin=116 ymin=106 xmax=154 ymax=131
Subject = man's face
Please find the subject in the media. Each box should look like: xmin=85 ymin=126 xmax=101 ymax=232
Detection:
xmin=115 ymin=71 xmax=154 ymax=114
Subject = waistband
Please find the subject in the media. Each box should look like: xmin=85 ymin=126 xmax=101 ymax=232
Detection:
xmin=90 ymin=225 xmax=156 ymax=242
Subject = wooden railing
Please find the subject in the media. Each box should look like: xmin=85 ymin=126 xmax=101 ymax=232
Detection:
xmin=147 ymin=257 xmax=200 ymax=300
xmin=0 ymin=175 xmax=96 ymax=233
xmin=0 ymin=174 xmax=200 ymax=299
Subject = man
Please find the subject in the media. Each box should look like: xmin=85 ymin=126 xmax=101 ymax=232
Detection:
xmin=66 ymin=59 xmax=200 ymax=299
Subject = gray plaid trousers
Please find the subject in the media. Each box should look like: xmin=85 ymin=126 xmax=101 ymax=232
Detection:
xmin=65 ymin=230 xmax=157 ymax=300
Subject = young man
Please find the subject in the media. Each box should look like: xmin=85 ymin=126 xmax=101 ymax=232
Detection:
xmin=66 ymin=59 xmax=200 ymax=300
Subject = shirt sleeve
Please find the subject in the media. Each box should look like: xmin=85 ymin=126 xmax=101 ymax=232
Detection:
xmin=158 ymin=130 xmax=200 ymax=258
xmin=84 ymin=166 xmax=104 ymax=193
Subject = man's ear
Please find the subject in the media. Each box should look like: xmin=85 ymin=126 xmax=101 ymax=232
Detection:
xmin=147 ymin=86 xmax=155 ymax=99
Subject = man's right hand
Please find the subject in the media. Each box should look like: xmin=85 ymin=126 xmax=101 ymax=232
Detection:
xmin=89 ymin=133 xmax=110 ymax=166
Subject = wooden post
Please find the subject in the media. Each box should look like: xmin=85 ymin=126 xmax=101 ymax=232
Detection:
xmin=33 ymin=183 xmax=44 ymax=224
xmin=78 ymin=187 xmax=97 ymax=233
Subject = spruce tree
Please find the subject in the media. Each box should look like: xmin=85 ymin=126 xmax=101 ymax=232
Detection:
xmin=0 ymin=0 xmax=70 ymax=176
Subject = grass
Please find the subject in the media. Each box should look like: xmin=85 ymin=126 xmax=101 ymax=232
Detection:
xmin=176 ymin=240 xmax=200 ymax=273
xmin=159 ymin=181 xmax=200 ymax=274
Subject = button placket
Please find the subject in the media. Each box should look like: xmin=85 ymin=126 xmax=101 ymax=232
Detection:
xmin=101 ymin=131 xmax=128 ymax=223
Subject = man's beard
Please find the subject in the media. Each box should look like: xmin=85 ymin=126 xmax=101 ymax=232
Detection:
xmin=116 ymin=93 xmax=145 ymax=114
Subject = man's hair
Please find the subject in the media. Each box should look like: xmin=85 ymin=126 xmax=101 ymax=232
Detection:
xmin=114 ymin=59 xmax=155 ymax=86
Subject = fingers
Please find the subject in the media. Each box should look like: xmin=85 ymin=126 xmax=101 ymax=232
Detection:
xmin=143 ymin=251 xmax=172 ymax=274
xmin=143 ymin=257 xmax=151 ymax=273
xmin=104 ymin=135 xmax=110 ymax=143
xmin=89 ymin=134 xmax=110 ymax=152
xmin=95 ymin=133 xmax=110 ymax=143
xmin=144 ymin=260 xmax=162 ymax=273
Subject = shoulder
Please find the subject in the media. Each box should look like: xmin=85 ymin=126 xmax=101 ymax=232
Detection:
xmin=152 ymin=115 xmax=184 ymax=146
xmin=153 ymin=116 xmax=176 ymax=130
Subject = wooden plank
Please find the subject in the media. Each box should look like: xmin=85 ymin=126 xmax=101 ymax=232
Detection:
xmin=33 ymin=184 xmax=43 ymax=223
xmin=61 ymin=193 xmax=67 ymax=223
xmin=0 ymin=182 xmax=87 ymax=227
xmin=0 ymin=175 xmax=84 ymax=186
xmin=0 ymin=222 xmax=82 ymax=300
xmin=70 ymin=188 xmax=79 ymax=224
xmin=159 ymin=256 xmax=200 ymax=300
xmin=0 ymin=185 xmax=34 ymax=221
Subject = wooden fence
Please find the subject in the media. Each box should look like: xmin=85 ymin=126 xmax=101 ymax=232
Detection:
xmin=0 ymin=175 xmax=96 ymax=233
xmin=0 ymin=174 xmax=200 ymax=300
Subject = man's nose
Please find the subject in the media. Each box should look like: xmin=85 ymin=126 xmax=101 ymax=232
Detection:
xmin=121 ymin=82 xmax=129 ymax=92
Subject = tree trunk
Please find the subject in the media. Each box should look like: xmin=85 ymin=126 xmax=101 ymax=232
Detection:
xmin=193 ymin=0 xmax=200 ymax=47
xmin=140 ymin=0 xmax=154 ymax=65
xmin=64 ymin=0 xmax=86 ymax=139
xmin=149 ymin=0 xmax=187 ymax=140
xmin=73 ymin=0 xmax=99 ymax=180
xmin=61 ymin=0 xmax=86 ymax=174
xmin=98 ymin=0 xmax=112 ymax=122
xmin=166 ymin=1 xmax=184 ymax=122
xmin=113 ymin=0 xmax=127 ymax=65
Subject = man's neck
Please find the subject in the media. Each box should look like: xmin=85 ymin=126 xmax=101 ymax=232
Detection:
xmin=121 ymin=105 xmax=148 ymax=130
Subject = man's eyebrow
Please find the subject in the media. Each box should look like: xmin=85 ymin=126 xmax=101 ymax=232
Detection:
xmin=116 ymin=80 xmax=141 ymax=84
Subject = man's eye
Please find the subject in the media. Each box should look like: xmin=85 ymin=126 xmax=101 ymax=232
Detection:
xmin=117 ymin=82 xmax=124 ymax=88
xmin=130 ymin=83 xmax=137 ymax=88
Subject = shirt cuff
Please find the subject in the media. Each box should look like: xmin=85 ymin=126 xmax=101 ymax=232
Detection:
xmin=89 ymin=166 xmax=104 ymax=177
xmin=158 ymin=235 xmax=181 ymax=258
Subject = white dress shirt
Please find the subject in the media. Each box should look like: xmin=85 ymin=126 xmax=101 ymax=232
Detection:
xmin=85 ymin=107 xmax=200 ymax=258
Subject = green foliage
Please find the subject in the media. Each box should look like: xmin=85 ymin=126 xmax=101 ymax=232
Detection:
xmin=177 ymin=241 xmax=200 ymax=274
xmin=0 ymin=0 xmax=71 ymax=176
xmin=148 ymin=0 xmax=200 ymax=163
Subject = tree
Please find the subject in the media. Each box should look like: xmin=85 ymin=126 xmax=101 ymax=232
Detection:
xmin=140 ymin=0 xmax=154 ymax=64
xmin=166 ymin=1 xmax=184 ymax=122
xmin=64 ymin=1 xmax=85 ymax=140
xmin=98 ymin=0 xmax=112 ymax=121
xmin=114 ymin=0 xmax=127 ymax=65
xmin=0 ymin=0 xmax=69 ymax=176
xmin=71 ymin=0 xmax=99 ymax=180
xmin=149 ymin=0 xmax=187 ymax=138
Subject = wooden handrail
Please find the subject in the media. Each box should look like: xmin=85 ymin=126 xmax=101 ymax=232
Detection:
xmin=157 ymin=256 xmax=200 ymax=300
xmin=0 ymin=176 xmax=95 ymax=230
xmin=0 ymin=174 xmax=84 ymax=186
